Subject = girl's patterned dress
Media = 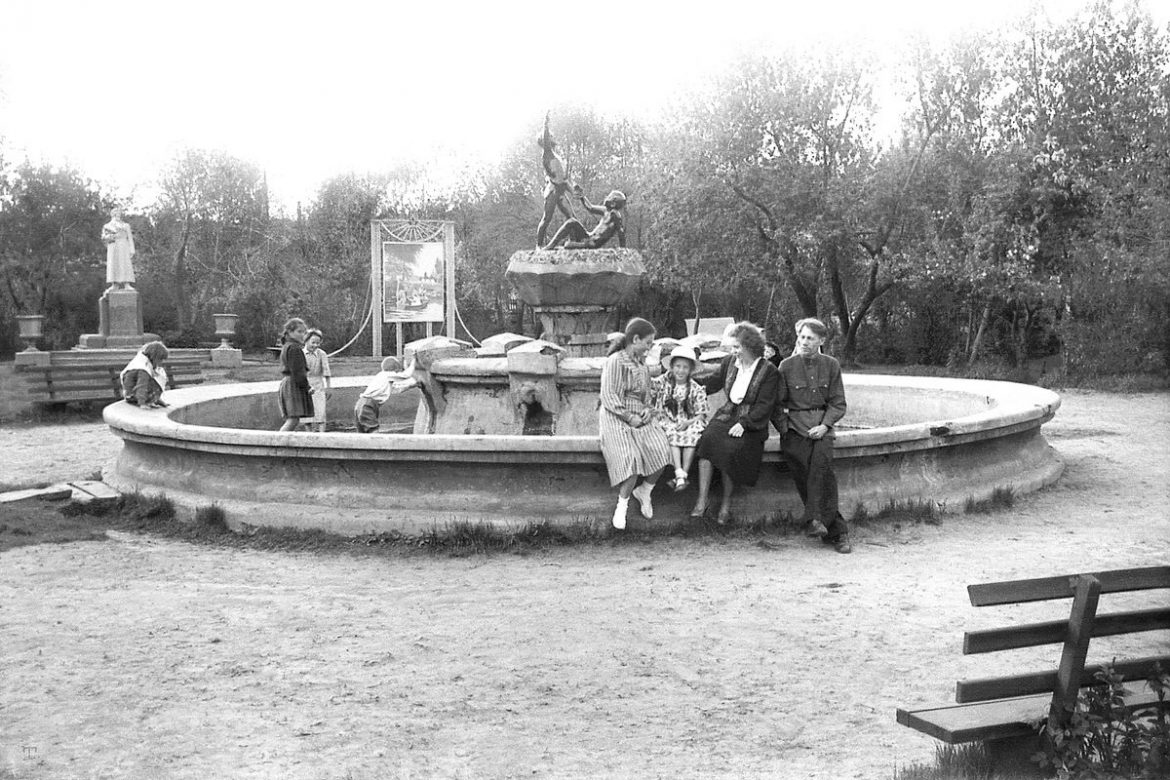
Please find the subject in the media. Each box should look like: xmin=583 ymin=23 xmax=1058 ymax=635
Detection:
xmin=650 ymin=374 xmax=709 ymax=447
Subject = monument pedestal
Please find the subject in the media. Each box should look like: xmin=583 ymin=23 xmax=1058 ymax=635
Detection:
xmin=78 ymin=287 xmax=158 ymax=349
xmin=209 ymin=347 xmax=244 ymax=368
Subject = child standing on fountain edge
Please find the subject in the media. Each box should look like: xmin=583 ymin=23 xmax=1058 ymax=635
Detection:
xmin=303 ymin=329 xmax=332 ymax=433
xmin=277 ymin=318 xmax=312 ymax=433
xmin=650 ymin=345 xmax=709 ymax=491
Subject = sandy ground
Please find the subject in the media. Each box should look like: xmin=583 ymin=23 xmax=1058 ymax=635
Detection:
xmin=1 ymin=390 xmax=1167 ymax=779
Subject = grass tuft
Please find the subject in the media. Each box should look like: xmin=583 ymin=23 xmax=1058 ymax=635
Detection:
xmin=892 ymin=743 xmax=999 ymax=780
xmin=852 ymin=498 xmax=940 ymax=526
xmin=964 ymin=487 xmax=1015 ymax=515
xmin=195 ymin=504 xmax=229 ymax=533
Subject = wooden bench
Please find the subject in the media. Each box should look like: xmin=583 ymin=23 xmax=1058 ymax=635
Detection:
xmin=897 ymin=566 xmax=1170 ymax=771
xmin=16 ymin=357 xmax=206 ymax=405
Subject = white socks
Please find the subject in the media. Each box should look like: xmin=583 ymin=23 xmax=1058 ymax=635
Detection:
xmin=632 ymin=483 xmax=654 ymax=519
xmin=612 ymin=496 xmax=629 ymax=529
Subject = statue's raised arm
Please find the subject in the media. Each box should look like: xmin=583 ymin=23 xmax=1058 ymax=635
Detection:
xmin=536 ymin=112 xmax=577 ymax=248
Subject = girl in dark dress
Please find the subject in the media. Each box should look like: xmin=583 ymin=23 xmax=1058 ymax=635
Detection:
xmin=692 ymin=321 xmax=779 ymax=524
xmin=277 ymin=318 xmax=312 ymax=432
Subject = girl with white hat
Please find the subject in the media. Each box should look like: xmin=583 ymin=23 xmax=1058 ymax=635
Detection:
xmin=650 ymin=344 xmax=710 ymax=492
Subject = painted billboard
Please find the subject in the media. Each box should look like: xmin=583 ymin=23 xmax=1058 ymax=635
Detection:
xmin=382 ymin=241 xmax=444 ymax=323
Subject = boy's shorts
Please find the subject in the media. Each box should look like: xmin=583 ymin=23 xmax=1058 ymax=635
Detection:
xmin=354 ymin=397 xmax=381 ymax=434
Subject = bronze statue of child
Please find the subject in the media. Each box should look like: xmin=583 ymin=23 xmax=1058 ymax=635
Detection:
xmin=542 ymin=186 xmax=627 ymax=250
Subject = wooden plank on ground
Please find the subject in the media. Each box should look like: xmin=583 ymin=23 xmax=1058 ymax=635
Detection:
xmin=956 ymin=655 xmax=1170 ymax=703
xmin=0 ymin=485 xmax=74 ymax=503
xmin=964 ymin=608 xmax=1170 ymax=654
xmin=968 ymin=566 xmax=1170 ymax=606
xmin=68 ymin=481 xmax=120 ymax=504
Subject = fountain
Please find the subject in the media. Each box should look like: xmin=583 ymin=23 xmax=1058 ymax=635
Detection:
xmin=103 ymin=248 xmax=1063 ymax=535
xmin=102 ymin=124 xmax=1063 ymax=534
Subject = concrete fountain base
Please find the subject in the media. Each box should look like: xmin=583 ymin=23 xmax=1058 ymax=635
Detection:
xmin=103 ymin=375 xmax=1063 ymax=535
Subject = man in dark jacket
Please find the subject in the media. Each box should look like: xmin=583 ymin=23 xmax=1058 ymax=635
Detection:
xmin=773 ymin=318 xmax=851 ymax=553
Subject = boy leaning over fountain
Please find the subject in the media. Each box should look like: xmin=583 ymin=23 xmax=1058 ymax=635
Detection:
xmin=354 ymin=356 xmax=410 ymax=433
xmin=774 ymin=318 xmax=851 ymax=554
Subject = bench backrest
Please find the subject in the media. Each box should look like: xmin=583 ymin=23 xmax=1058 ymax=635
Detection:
xmin=17 ymin=359 xmax=205 ymax=400
xmin=956 ymin=566 xmax=1170 ymax=723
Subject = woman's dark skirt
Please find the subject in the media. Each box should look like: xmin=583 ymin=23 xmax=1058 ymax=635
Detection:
xmin=695 ymin=416 xmax=767 ymax=486
xmin=278 ymin=377 xmax=314 ymax=420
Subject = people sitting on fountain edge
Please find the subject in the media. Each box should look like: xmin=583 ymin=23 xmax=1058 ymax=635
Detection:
xmin=542 ymin=186 xmax=626 ymax=250
xmin=690 ymin=322 xmax=779 ymax=526
xmin=354 ymin=356 xmax=412 ymax=434
xmin=775 ymin=317 xmax=851 ymax=554
xmin=120 ymin=341 xmax=170 ymax=408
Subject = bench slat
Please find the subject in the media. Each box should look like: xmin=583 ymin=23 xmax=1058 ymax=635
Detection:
xmin=968 ymin=566 xmax=1170 ymax=606
xmin=25 ymin=375 xmax=203 ymax=392
xmin=20 ymin=370 xmax=203 ymax=384
xmin=898 ymin=688 xmax=1164 ymax=744
xmin=956 ymin=655 xmax=1170 ymax=703
xmin=17 ymin=360 xmax=204 ymax=373
xmin=963 ymin=607 xmax=1170 ymax=654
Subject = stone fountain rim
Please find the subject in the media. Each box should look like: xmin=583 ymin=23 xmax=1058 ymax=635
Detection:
xmin=103 ymin=374 xmax=1061 ymax=459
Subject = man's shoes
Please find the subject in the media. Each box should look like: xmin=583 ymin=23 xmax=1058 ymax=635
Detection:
xmin=806 ymin=519 xmax=829 ymax=538
xmin=632 ymin=483 xmax=654 ymax=519
xmin=832 ymin=535 xmax=853 ymax=554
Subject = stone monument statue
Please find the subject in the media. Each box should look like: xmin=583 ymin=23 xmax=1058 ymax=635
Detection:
xmin=79 ymin=206 xmax=158 ymax=349
xmin=541 ymin=186 xmax=627 ymax=250
xmin=102 ymin=206 xmax=136 ymax=288
xmin=535 ymin=112 xmax=577 ymax=248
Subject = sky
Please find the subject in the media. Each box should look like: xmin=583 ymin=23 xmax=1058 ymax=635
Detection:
xmin=1 ymin=0 xmax=1166 ymax=211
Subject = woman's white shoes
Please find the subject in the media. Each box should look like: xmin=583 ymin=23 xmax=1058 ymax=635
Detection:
xmin=612 ymin=496 xmax=629 ymax=529
xmin=631 ymin=483 xmax=654 ymax=519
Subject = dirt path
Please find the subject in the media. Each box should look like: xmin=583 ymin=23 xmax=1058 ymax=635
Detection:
xmin=1 ymin=390 xmax=1167 ymax=779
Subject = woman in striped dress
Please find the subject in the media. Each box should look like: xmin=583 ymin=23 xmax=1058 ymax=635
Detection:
xmin=599 ymin=317 xmax=671 ymax=530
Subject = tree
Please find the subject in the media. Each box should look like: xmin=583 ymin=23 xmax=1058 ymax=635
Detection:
xmin=146 ymin=149 xmax=275 ymax=338
xmin=973 ymin=0 xmax=1170 ymax=374
xmin=0 ymin=163 xmax=107 ymax=349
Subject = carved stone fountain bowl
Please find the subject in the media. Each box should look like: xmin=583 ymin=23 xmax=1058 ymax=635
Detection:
xmin=103 ymin=374 xmax=1063 ymax=535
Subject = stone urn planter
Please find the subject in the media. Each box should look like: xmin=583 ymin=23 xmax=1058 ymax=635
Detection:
xmin=213 ymin=314 xmax=239 ymax=348
xmin=16 ymin=314 xmax=45 ymax=352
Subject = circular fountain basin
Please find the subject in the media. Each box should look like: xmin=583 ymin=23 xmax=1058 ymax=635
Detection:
xmin=103 ymin=375 xmax=1063 ymax=535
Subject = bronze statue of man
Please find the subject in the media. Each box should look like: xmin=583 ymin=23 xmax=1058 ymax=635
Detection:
xmin=543 ymin=186 xmax=627 ymax=250
xmin=535 ymin=112 xmax=577 ymax=248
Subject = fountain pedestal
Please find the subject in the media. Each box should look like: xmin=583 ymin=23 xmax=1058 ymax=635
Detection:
xmin=506 ymin=247 xmax=644 ymax=357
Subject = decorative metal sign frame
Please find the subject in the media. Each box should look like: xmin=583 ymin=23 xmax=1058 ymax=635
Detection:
xmin=370 ymin=219 xmax=456 ymax=356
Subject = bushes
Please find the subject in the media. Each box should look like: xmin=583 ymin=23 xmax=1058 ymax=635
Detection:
xmin=1037 ymin=664 xmax=1170 ymax=779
